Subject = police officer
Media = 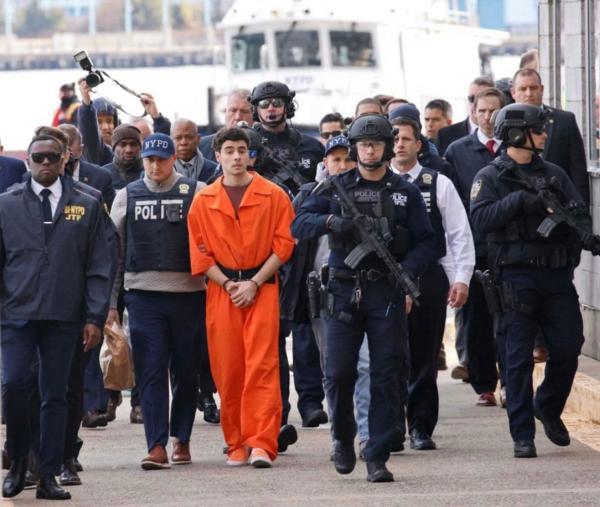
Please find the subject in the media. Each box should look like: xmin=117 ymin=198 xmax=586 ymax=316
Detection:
xmin=292 ymin=114 xmax=435 ymax=482
xmin=248 ymin=81 xmax=324 ymax=189
xmin=108 ymin=133 xmax=205 ymax=469
xmin=470 ymin=103 xmax=589 ymax=458
xmin=390 ymin=117 xmax=475 ymax=450
xmin=0 ymin=134 xmax=114 ymax=500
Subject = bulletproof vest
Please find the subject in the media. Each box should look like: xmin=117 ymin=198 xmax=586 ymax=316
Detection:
xmin=328 ymin=178 xmax=409 ymax=259
xmin=413 ymin=168 xmax=446 ymax=259
xmin=125 ymin=177 xmax=197 ymax=272
xmin=486 ymin=161 xmax=574 ymax=267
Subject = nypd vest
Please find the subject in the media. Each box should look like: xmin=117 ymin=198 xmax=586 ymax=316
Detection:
xmin=125 ymin=177 xmax=197 ymax=272
xmin=328 ymin=177 xmax=409 ymax=259
xmin=413 ymin=168 xmax=446 ymax=259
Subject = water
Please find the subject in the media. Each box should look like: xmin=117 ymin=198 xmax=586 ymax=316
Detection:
xmin=0 ymin=64 xmax=228 ymax=151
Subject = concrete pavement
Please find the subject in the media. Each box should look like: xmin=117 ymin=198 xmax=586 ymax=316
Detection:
xmin=4 ymin=344 xmax=600 ymax=506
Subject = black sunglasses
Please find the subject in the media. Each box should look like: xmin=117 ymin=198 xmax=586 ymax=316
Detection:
xmin=467 ymin=95 xmax=475 ymax=103
xmin=31 ymin=152 xmax=62 ymax=164
xmin=257 ymin=98 xmax=285 ymax=109
xmin=320 ymin=130 xmax=342 ymax=140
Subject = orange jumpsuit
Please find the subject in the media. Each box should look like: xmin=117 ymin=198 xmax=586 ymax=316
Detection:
xmin=187 ymin=173 xmax=295 ymax=460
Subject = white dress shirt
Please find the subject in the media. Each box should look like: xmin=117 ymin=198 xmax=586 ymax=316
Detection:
xmin=30 ymin=177 xmax=62 ymax=218
xmin=476 ymin=128 xmax=501 ymax=153
xmin=468 ymin=117 xmax=478 ymax=135
xmin=391 ymin=161 xmax=475 ymax=286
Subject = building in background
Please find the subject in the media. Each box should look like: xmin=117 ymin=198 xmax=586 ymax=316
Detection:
xmin=539 ymin=0 xmax=600 ymax=360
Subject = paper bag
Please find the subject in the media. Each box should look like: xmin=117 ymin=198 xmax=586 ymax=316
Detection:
xmin=100 ymin=322 xmax=135 ymax=390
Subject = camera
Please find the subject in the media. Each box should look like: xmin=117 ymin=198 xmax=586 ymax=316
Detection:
xmin=73 ymin=50 xmax=104 ymax=88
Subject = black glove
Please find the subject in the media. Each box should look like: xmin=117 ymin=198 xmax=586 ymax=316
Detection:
xmin=521 ymin=191 xmax=547 ymax=215
xmin=328 ymin=215 xmax=354 ymax=235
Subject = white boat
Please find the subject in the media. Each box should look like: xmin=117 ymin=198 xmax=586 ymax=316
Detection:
xmin=218 ymin=0 xmax=508 ymax=126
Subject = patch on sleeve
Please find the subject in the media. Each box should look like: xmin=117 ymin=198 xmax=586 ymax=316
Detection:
xmin=470 ymin=179 xmax=482 ymax=201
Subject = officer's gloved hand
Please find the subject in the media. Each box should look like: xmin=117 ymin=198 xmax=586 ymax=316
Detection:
xmin=328 ymin=215 xmax=354 ymax=235
xmin=521 ymin=191 xmax=547 ymax=215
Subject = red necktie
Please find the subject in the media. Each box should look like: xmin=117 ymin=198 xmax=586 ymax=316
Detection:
xmin=486 ymin=139 xmax=496 ymax=156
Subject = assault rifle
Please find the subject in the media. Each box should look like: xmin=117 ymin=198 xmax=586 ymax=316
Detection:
xmin=260 ymin=145 xmax=308 ymax=193
xmin=496 ymin=159 xmax=600 ymax=255
xmin=315 ymin=176 xmax=421 ymax=304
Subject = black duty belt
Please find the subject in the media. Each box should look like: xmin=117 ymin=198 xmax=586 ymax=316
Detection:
xmin=500 ymin=256 xmax=570 ymax=269
xmin=217 ymin=262 xmax=275 ymax=284
xmin=329 ymin=267 xmax=394 ymax=284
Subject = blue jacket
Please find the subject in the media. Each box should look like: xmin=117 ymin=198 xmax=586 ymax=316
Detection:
xmin=79 ymin=160 xmax=116 ymax=209
xmin=199 ymin=134 xmax=216 ymax=162
xmin=444 ymin=132 xmax=499 ymax=256
xmin=77 ymin=102 xmax=114 ymax=166
xmin=0 ymin=174 xmax=115 ymax=326
xmin=0 ymin=156 xmax=27 ymax=193
xmin=291 ymin=168 xmax=435 ymax=279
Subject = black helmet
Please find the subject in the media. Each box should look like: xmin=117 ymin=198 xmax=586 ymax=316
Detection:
xmin=494 ymin=103 xmax=550 ymax=147
xmin=346 ymin=114 xmax=395 ymax=162
xmin=236 ymin=121 xmax=263 ymax=152
xmin=248 ymin=81 xmax=296 ymax=120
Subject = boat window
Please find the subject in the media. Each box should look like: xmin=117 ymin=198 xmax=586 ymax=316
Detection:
xmin=275 ymin=30 xmax=321 ymax=67
xmin=231 ymin=33 xmax=267 ymax=72
xmin=330 ymin=31 xmax=376 ymax=67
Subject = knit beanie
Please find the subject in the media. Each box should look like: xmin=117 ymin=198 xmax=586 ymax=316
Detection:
xmin=111 ymin=124 xmax=142 ymax=149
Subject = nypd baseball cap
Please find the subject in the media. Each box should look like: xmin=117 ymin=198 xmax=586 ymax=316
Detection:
xmin=324 ymin=135 xmax=351 ymax=156
xmin=141 ymin=133 xmax=175 ymax=159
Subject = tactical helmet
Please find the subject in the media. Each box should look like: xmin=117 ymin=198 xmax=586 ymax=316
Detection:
xmin=248 ymin=81 xmax=296 ymax=120
xmin=347 ymin=114 xmax=395 ymax=162
xmin=236 ymin=121 xmax=264 ymax=153
xmin=494 ymin=103 xmax=550 ymax=147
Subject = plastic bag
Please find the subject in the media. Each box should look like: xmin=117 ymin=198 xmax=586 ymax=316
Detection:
xmin=100 ymin=321 xmax=135 ymax=390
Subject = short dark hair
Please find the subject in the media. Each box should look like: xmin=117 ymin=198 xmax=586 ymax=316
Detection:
xmin=57 ymin=124 xmax=82 ymax=145
xmin=319 ymin=112 xmax=344 ymax=130
xmin=28 ymin=134 xmax=65 ymax=154
xmin=390 ymin=118 xmax=420 ymax=141
xmin=519 ymin=49 xmax=538 ymax=70
xmin=212 ymin=127 xmax=250 ymax=153
xmin=471 ymin=76 xmax=495 ymax=88
xmin=425 ymin=99 xmax=453 ymax=119
xmin=33 ymin=126 xmax=68 ymax=152
xmin=354 ymin=98 xmax=383 ymax=115
xmin=383 ymin=98 xmax=408 ymax=114
xmin=473 ymin=88 xmax=505 ymax=109
xmin=512 ymin=67 xmax=542 ymax=86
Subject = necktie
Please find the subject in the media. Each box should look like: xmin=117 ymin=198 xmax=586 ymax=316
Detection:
xmin=485 ymin=139 xmax=496 ymax=156
xmin=401 ymin=173 xmax=411 ymax=182
xmin=40 ymin=188 xmax=52 ymax=238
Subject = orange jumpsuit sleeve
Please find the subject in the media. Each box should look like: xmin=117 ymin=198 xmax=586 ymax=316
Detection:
xmin=271 ymin=187 xmax=296 ymax=264
xmin=187 ymin=194 xmax=216 ymax=276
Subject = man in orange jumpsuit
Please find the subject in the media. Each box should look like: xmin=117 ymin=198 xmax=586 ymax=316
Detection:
xmin=187 ymin=127 xmax=295 ymax=468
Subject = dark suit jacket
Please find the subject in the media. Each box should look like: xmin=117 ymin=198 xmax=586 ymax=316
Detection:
xmin=78 ymin=160 xmax=116 ymax=209
xmin=436 ymin=118 xmax=470 ymax=156
xmin=0 ymin=155 xmax=27 ymax=193
xmin=542 ymin=106 xmax=589 ymax=205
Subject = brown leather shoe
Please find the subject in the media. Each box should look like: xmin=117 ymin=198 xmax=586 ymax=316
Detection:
xmin=171 ymin=441 xmax=191 ymax=465
xmin=141 ymin=445 xmax=170 ymax=470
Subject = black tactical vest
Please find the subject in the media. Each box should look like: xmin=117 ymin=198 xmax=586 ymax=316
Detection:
xmin=486 ymin=161 xmax=573 ymax=267
xmin=413 ymin=168 xmax=446 ymax=259
xmin=328 ymin=178 xmax=409 ymax=259
xmin=125 ymin=177 xmax=197 ymax=272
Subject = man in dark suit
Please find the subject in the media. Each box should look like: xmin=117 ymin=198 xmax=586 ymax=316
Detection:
xmin=58 ymin=125 xmax=115 ymax=208
xmin=511 ymin=68 xmax=589 ymax=205
xmin=0 ymin=142 xmax=27 ymax=193
xmin=437 ymin=76 xmax=494 ymax=156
